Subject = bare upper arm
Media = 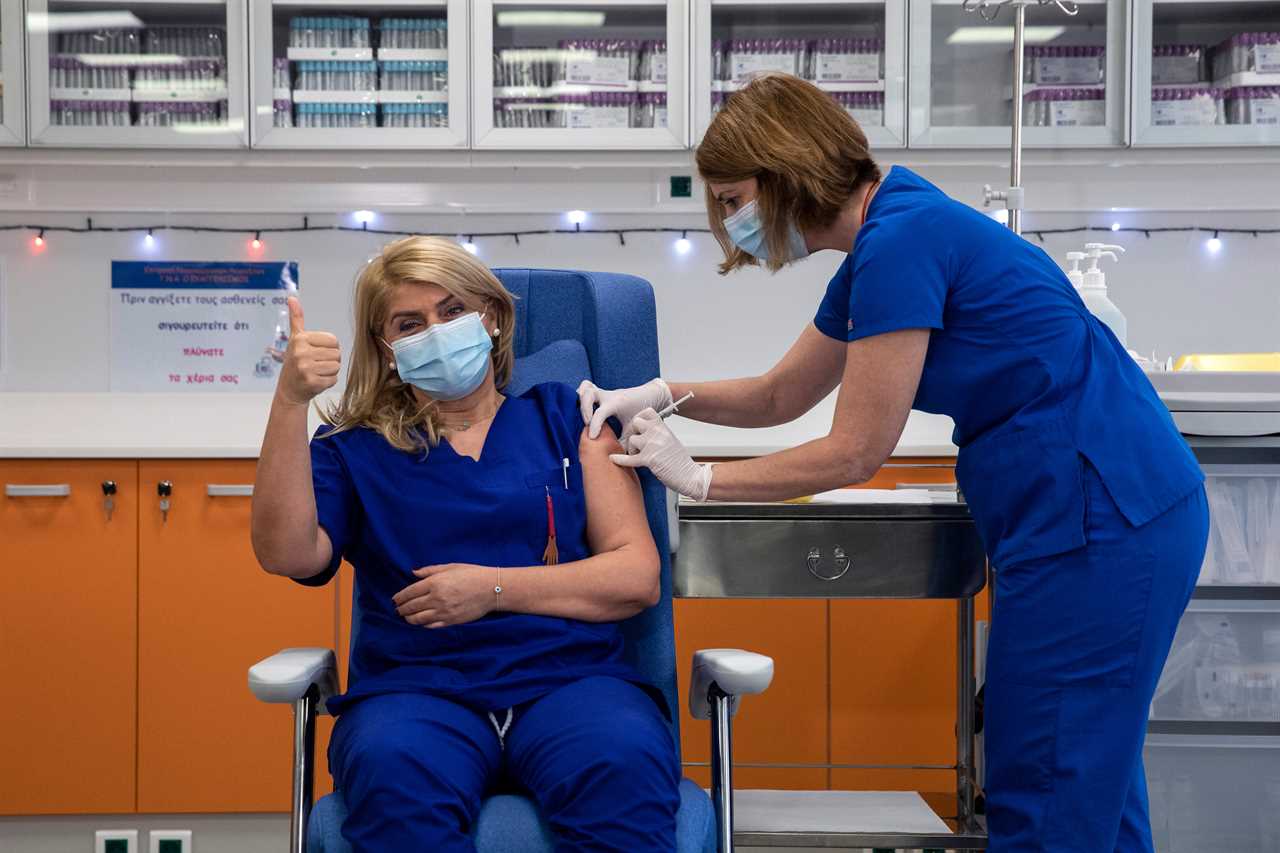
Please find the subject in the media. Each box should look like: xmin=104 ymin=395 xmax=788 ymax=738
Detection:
xmin=579 ymin=424 xmax=659 ymax=564
xmin=829 ymin=329 xmax=931 ymax=475
xmin=764 ymin=323 xmax=849 ymax=422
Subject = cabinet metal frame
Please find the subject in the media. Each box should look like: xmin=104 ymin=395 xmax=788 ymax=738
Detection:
xmin=692 ymin=0 xmax=908 ymax=149
xmin=471 ymin=0 xmax=690 ymax=150
xmin=249 ymin=0 xmax=471 ymax=149
xmin=24 ymin=0 xmax=250 ymax=148
xmin=908 ymin=0 xmax=1129 ymax=148
xmin=1 ymin=0 xmax=26 ymax=145
xmin=1131 ymin=0 xmax=1280 ymax=147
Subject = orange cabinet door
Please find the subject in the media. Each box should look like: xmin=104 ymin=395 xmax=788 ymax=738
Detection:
xmin=675 ymin=600 xmax=828 ymax=790
xmin=137 ymin=460 xmax=337 ymax=813
xmin=0 ymin=460 xmax=138 ymax=814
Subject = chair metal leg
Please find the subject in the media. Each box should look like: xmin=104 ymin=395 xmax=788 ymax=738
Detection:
xmin=709 ymin=684 xmax=734 ymax=853
xmin=291 ymin=686 xmax=318 ymax=853
xmin=956 ymin=597 xmax=977 ymax=833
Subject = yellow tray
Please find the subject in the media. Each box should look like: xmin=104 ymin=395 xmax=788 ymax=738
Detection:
xmin=1174 ymin=353 xmax=1280 ymax=372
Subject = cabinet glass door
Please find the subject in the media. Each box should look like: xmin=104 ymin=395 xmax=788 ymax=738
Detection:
xmin=1 ymin=0 xmax=25 ymax=144
xmin=250 ymin=0 xmax=468 ymax=148
xmin=1134 ymin=0 xmax=1280 ymax=146
xmin=26 ymin=0 xmax=247 ymax=147
xmin=909 ymin=0 xmax=1126 ymax=147
xmin=473 ymin=0 xmax=688 ymax=149
xmin=693 ymin=0 xmax=907 ymax=149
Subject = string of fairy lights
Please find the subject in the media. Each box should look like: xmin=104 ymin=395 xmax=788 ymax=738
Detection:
xmin=3 ymin=210 xmax=1279 ymax=256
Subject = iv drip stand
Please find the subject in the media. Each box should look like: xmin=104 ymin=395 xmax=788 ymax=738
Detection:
xmin=967 ymin=0 xmax=1079 ymax=235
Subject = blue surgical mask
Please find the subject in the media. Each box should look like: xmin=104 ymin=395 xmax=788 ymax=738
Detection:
xmin=723 ymin=199 xmax=810 ymax=264
xmin=386 ymin=311 xmax=493 ymax=401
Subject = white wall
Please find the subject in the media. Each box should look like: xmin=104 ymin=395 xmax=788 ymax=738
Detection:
xmin=0 ymin=159 xmax=1277 ymax=455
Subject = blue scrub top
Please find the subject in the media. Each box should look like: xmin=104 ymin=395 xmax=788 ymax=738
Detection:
xmin=815 ymin=166 xmax=1203 ymax=567
xmin=295 ymin=382 xmax=654 ymax=716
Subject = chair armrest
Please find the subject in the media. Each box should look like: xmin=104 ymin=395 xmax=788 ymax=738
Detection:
xmin=248 ymin=647 xmax=339 ymax=713
xmin=688 ymin=648 xmax=774 ymax=721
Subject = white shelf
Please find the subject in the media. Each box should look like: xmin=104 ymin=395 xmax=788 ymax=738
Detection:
xmin=133 ymin=87 xmax=230 ymax=102
xmin=274 ymin=0 xmax=445 ymax=5
xmin=50 ymin=87 xmax=132 ymax=102
xmin=377 ymin=48 xmax=449 ymax=62
xmin=286 ymin=48 xmax=374 ymax=62
xmin=1215 ymin=71 xmax=1280 ymax=89
xmin=495 ymin=83 xmax=643 ymax=97
xmin=378 ymin=89 xmax=448 ymax=103
xmin=292 ymin=89 xmax=377 ymax=103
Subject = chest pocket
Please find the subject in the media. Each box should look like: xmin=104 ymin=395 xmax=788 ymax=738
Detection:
xmin=525 ymin=465 xmax=570 ymax=490
xmin=523 ymin=464 xmax=588 ymax=561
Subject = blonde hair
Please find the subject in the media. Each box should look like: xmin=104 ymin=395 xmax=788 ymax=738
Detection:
xmin=696 ymin=74 xmax=882 ymax=274
xmin=321 ymin=236 xmax=516 ymax=454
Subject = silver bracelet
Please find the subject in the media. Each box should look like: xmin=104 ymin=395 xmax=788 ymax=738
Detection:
xmin=494 ymin=567 xmax=502 ymax=612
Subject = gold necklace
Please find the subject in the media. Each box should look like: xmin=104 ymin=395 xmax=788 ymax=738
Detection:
xmin=442 ymin=397 xmax=501 ymax=432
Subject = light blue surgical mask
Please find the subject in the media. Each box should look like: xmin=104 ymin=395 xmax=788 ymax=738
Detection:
xmin=723 ymin=199 xmax=810 ymax=264
xmin=386 ymin=311 xmax=494 ymax=401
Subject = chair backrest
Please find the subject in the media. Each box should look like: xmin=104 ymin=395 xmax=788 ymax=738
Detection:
xmin=347 ymin=269 xmax=681 ymax=750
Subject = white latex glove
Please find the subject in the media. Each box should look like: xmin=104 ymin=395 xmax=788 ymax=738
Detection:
xmin=578 ymin=378 xmax=673 ymax=443
xmin=610 ymin=408 xmax=713 ymax=502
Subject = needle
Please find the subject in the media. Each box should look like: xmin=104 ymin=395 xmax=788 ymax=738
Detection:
xmin=656 ymin=391 xmax=695 ymax=420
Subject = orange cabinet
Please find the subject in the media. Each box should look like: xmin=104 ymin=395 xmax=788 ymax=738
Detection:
xmin=136 ymin=460 xmax=337 ymax=812
xmin=0 ymin=460 xmax=138 ymax=814
xmin=674 ymin=600 xmax=829 ymax=790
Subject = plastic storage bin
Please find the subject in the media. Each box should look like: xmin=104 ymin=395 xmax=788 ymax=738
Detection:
xmin=1145 ymin=735 xmax=1280 ymax=853
xmin=1199 ymin=468 xmax=1280 ymax=586
xmin=1151 ymin=87 xmax=1224 ymax=126
xmin=1153 ymin=44 xmax=1207 ymax=85
xmin=1152 ymin=604 xmax=1280 ymax=723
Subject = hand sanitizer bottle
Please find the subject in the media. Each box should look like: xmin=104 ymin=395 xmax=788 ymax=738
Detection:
xmin=1081 ymin=242 xmax=1127 ymax=347
xmin=1064 ymin=251 xmax=1086 ymax=291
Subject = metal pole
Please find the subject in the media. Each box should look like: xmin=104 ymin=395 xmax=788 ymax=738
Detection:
xmin=710 ymin=686 xmax=735 ymax=853
xmin=956 ymin=597 xmax=977 ymax=832
xmin=290 ymin=688 xmax=318 ymax=853
xmin=1008 ymin=2 xmax=1026 ymax=235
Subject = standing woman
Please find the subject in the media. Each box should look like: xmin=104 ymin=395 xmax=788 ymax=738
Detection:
xmin=583 ymin=74 xmax=1207 ymax=852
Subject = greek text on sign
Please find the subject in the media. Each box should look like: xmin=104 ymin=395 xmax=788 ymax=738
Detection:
xmin=110 ymin=261 xmax=300 ymax=393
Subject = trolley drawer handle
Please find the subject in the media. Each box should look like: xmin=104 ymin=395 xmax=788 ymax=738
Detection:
xmin=806 ymin=546 xmax=851 ymax=581
xmin=5 ymin=484 xmax=71 ymax=497
xmin=207 ymin=484 xmax=254 ymax=497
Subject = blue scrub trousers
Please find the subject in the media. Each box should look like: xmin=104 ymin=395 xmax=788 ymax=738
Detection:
xmin=984 ymin=464 xmax=1209 ymax=852
xmin=328 ymin=675 xmax=681 ymax=853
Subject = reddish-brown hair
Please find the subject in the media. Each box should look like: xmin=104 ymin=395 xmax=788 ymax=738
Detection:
xmin=696 ymin=74 xmax=882 ymax=273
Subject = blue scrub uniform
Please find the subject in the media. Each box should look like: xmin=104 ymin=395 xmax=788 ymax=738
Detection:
xmin=815 ymin=167 xmax=1208 ymax=852
xmin=297 ymin=382 xmax=680 ymax=852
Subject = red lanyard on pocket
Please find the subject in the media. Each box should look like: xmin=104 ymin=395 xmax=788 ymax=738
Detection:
xmin=542 ymin=486 xmax=559 ymax=566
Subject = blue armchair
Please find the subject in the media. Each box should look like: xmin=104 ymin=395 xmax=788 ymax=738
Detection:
xmin=249 ymin=269 xmax=772 ymax=853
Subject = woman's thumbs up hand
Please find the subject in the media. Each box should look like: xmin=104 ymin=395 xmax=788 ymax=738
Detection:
xmin=276 ymin=296 xmax=342 ymax=406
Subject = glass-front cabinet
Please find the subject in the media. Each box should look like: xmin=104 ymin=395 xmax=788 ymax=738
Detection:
xmin=1 ymin=0 xmax=25 ymax=144
xmin=909 ymin=0 xmax=1127 ymax=147
xmin=692 ymin=0 xmax=907 ymax=148
xmin=1133 ymin=0 xmax=1280 ymax=145
xmin=472 ymin=0 xmax=688 ymax=149
xmin=250 ymin=0 xmax=469 ymax=148
xmin=25 ymin=0 xmax=248 ymax=147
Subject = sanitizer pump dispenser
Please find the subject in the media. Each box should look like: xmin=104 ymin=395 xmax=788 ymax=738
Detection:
xmin=1065 ymin=251 xmax=1086 ymax=291
xmin=1081 ymin=243 xmax=1127 ymax=347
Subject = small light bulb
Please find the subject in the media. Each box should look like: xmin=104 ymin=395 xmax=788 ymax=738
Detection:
xmin=567 ymin=210 xmax=588 ymax=225
xmin=353 ymin=210 xmax=376 ymax=225
xmin=251 ymin=237 xmax=263 ymax=251
xmin=462 ymin=241 xmax=478 ymax=255
xmin=675 ymin=237 xmax=692 ymax=255
xmin=1206 ymin=236 xmax=1222 ymax=253
xmin=144 ymin=231 xmax=155 ymax=247
xmin=990 ymin=209 xmax=1009 ymax=225
xmin=1110 ymin=222 xmax=1120 ymax=232
xmin=33 ymin=235 xmax=45 ymax=248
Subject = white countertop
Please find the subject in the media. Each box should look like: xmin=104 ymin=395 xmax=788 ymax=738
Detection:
xmin=0 ymin=393 xmax=958 ymax=459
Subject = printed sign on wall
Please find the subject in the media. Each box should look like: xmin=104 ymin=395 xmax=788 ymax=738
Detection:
xmin=110 ymin=261 xmax=299 ymax=392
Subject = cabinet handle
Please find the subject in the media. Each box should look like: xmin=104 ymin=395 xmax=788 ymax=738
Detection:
xmin=806 ymin=546 xmax=852 ymax=582
xmin=207 ymin=484 xmax=254 ymax=497
xmin=5 ymin=484 xmax=71 ymax=497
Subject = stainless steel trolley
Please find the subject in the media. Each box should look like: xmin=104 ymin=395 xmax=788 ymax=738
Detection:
xmin=675 ymin=500 xmax=989 ymax=850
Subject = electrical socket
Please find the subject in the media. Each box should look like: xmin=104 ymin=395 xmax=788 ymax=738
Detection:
xmin=149 ymin=830 xmax=193 ymax=853
xmin=95 ymin=829 xmax=138 ymax=853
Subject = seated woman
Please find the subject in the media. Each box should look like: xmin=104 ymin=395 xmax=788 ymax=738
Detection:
xmin=251 ymin=236 xmax=679 ymax=852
